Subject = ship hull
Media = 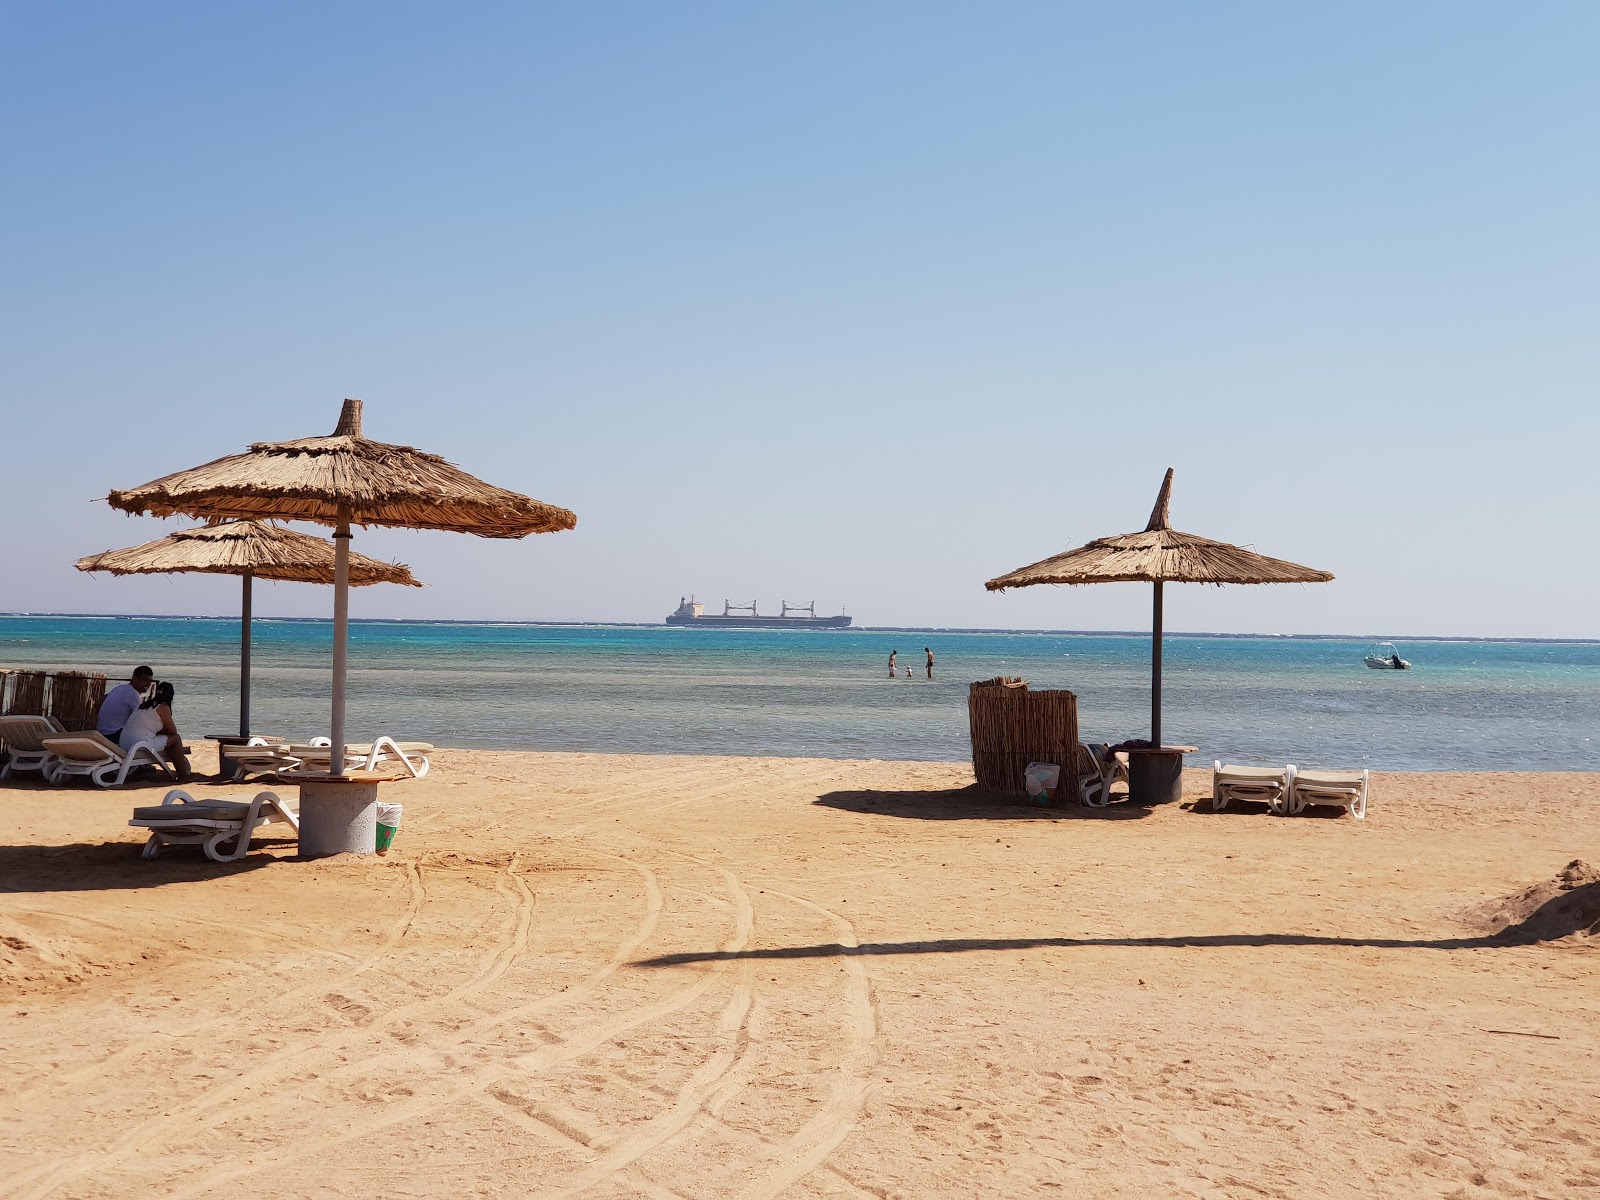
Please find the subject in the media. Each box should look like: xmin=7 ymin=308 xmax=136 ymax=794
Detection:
xmin=665 ymin=614 xmax=852 ymax=629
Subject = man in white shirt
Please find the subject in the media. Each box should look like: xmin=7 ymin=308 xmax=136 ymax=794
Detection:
xmin=97 ymin=666 xmax=155 ymax=741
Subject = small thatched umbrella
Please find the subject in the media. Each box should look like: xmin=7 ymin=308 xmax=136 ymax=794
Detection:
xmin=76 ymin=519 xmax=420 ymax=738
xmin=107 ymin=399 xmax=575 ymax=776
xmin=986 ymin=469 xmax=1333 ymax=753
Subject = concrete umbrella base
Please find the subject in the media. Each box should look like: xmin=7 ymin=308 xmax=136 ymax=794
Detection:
xmin=296 ymin=771 xmax=394 ymax=857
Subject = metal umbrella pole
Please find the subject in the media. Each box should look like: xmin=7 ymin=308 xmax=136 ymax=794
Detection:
xmin=239 ymin=570 xmax=253 ymax=738
xmin=330 ymin=507 xmax=351 ymax=779
xmin=1151 ymin=580 xmax=1163 ymax=750
xmin=294 ymin=504 xmax=374 ymax=858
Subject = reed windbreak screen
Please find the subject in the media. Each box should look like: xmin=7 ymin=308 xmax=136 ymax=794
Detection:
xmin=47 ymin=672 xmax=108 ymax=731
xmin=4 ymin=670 xmax=47 ymax=717
xmin=967 ymin=677 xmax=1079 ymax=793
xmin=1 ymin=669 xmax=107 ymax=729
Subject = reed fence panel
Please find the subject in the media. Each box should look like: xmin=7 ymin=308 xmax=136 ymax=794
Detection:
xmin=47 ymin=672 xmax=107 ymax=731
xmin=5 ymin=670 xmax=47 ymax=717
xmin=968 ymin=677 xmax=1079 ymax=794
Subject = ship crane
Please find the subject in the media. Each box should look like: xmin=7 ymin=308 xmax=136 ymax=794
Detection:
xmin=723 ymin=600 xmax=758 ymax=617
xmin=780 ymin=600 xmax=817 ymax=618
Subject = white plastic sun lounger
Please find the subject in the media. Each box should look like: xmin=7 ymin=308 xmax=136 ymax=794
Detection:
xmin=283 ymin=737 xmax=432 ymax=778
xmin=41 ymin=731 xmax=174 ymax=788
xmin=1211 ymin=762 xmax=1296 ymax=814
xmin=0 ymin=714 xmax=65 ymax=779
xmin=220 ymin=738 xmax=302 ymax=782
xmin=1287 ymin=769 xmax=1370 ymax=819
xmin=1075 ymin=742 xmax=1129 ymax=807
xmin=129 ymin=788 xmax=300 ymax=861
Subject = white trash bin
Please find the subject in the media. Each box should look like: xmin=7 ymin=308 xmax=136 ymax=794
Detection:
xmin=375 ymin=803 xmax=404 ymax=855
xmin=1024 ymin=762 xmax=1062 ymax=804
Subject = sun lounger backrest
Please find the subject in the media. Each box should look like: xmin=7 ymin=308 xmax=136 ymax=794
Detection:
xmin=1287 ymin=768 xmax=1370 ymax=818
xmin=0 ymin=715 xmax=64 ymax=753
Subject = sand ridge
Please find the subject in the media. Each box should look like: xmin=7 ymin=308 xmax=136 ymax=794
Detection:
xmin=1461 ymin=859 xmax=1600 ymax=943
xmin=1 ymin=752 xmax=1598 ymax=1198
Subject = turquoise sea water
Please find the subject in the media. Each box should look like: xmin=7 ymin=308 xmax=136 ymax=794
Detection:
xmin=1 ymin=615 xmax=1596 ymax=771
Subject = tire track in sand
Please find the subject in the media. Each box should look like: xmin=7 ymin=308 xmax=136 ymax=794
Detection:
xmin=527 ymin=856 xmax=758 ymax=1197
xmin=445 ymin=848 xmax=664 ymax=1047
xmin=2 ymin=860 xmax=427 ymax=1116
xmin=538 ymin=850 xmax=882 ymax=1200
xmin=732 ymin=884 xmax=880 ymax=1200
xmin=495 ymin=771 xmax=866 ymax=1194
xmin=160 ymin=846 xmax=755 ymax=1198
xmin=10 ymin=856 xmax=529 ymax=1200
xmin=527 ymin=760 xmax=725 ymax=824
xmin=550 ymin=766 xmax=774 ymax=843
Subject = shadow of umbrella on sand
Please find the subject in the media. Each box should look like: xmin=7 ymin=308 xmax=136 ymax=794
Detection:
xmin=986 ymin=469 xmax=1332 ymax=795
xmin=105 ymin=398 xmax=576 ymax=777
xmin=76 ymin=519 xmax=421 ymax=738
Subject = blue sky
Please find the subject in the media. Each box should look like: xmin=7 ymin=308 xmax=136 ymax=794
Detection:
xmin=2 ymin=3 xmax=1595 ymax=636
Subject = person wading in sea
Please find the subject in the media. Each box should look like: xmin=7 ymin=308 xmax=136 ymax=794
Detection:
xmin=925 ymin=647 xmax=935 ymax=679
xmin=888 ymin=650 xmax=898 ymax=678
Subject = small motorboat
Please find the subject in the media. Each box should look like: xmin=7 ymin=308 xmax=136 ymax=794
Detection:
xmin=1364 ymin=641 xmax=1411 ymax=670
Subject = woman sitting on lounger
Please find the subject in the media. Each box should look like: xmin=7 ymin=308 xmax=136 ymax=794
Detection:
xmin=120 ymin=681 xmax=191 ymax=781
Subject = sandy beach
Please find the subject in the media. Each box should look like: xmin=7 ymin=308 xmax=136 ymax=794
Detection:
xmin=2 ymin=752 xmax=1598 ymax=1198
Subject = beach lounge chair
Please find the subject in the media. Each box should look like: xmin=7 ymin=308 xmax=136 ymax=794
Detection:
xmin=367 ymin=737 xmax=431 ymax=777
xmin=1075 ymin=743 xmax=1129 ymax=807
xmin=1287 ymin=769 xmax=1370 ymax=819
xmin=220 ymin=738 xmax=301 ymax=782
xmin=41 ymin=731 xmax=175 ymax=788
xmin=283 ymin=736 xmax=432 ymax=778
xmin=1210 ymin=761 xmax=1296 ymax=814
xmin=0 ymin=714 xmax=65 ymax=780
xmin=129 ymin=787 xmax=299 ymax=861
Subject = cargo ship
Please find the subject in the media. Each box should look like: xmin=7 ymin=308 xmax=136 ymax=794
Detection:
xmin=665 ymin=596 xmax=851 ymax=629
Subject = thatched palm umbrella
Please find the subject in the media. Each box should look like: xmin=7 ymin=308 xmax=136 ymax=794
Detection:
xmin=107 ymin=399 xmax=575 ymax=776
xmin=76 ymin=519 xmax=420 ymax=738
xmin=986 ymin=469 xmax=1333 ymax=753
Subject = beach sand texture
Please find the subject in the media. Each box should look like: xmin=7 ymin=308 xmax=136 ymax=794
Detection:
xmin=3 ymin=752 xmax=1598 ymax=1198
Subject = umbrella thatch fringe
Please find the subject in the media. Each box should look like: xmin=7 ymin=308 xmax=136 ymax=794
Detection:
xmin=75 ymin=520 xmax=420 ymax=587
xmin=106 ymin=399 xmax=576 ymax=539
xmin=987 ymin=527 xmax=1334 ymax=589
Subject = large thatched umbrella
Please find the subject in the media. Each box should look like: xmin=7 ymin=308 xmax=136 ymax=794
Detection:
xmin=986 ymin=469 xmax=1333 ymax=752
xmin=107 ymin=399 xmax=575 ymax=777
xmin=76 ymin=519 xmax=420 ymax=738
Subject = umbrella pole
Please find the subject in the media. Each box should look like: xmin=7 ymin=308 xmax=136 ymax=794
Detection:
xmin=240 ymin=570 xmax=252 ymax=738
xmin=330 ymin=508 xmax=351 ymax=778
xmin=1151 ymin=580 xmax=1163 ymax=749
